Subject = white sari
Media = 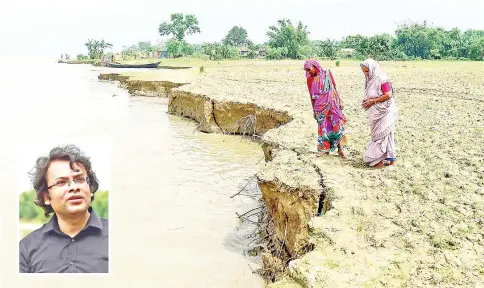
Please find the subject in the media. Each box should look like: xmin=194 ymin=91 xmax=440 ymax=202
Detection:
xmin=361 ymin=59 xmax=398 ymax=166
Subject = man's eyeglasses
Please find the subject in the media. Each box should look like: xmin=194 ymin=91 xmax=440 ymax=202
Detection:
xmin=47 ymin=176 xmax=89 ymax=189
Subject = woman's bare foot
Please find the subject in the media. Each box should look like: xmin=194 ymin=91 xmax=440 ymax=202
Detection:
xmin=374 ymin=161 xmax=384 ymax=168
xmin=337 ymin=144 xmax=346 ymax=159
xmin=390 ymin=160 xmax=397 ymax=166
xmin=337 ymin=149 xmax=346 ymax=159
xmin=316 ymin=152 xmax=329 ymax=157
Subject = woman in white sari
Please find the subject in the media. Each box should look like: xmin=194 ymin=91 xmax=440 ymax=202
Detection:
xmin=360 ymin=59 xmax=398 ymax=168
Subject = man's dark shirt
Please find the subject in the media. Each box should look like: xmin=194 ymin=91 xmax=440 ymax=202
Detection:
xmin=19 ymin=207 xmax=109 ymax=273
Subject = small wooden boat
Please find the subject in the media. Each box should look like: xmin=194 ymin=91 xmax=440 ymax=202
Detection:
xmin=105 ymin=62 xmax=161 ymax=68
xmin=158 ymin=65 xmax=192 ymax=70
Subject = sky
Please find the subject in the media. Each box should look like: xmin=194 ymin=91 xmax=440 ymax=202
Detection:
xmin=0 ymin=0 xmax=483 ymax=58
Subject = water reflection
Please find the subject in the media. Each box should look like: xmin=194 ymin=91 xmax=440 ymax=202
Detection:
xmin=5 ymin=60 xmax=265 ymax=286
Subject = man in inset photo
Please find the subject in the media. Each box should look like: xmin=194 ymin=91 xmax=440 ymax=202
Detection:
xmin=19 ymin=144 xmax=109 ymax=273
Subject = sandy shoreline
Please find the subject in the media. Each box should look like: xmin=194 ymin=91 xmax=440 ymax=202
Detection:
xmin=96 ymin=59 xmax=484 ymax=287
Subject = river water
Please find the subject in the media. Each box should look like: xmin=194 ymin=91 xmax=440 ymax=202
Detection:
xmin=0 ymin=58 xmax=265 ymax=287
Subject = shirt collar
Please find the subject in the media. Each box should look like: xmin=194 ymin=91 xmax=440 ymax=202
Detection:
xmin=42 ymin=207 xmax=104 ymax=235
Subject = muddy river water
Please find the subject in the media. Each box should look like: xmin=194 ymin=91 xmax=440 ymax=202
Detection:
xmin=0 ymin=58 xmax=265 ymax=287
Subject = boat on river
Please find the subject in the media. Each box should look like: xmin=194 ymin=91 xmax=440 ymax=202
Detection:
xmin=104 ymin=62 xmax=161 ymax=69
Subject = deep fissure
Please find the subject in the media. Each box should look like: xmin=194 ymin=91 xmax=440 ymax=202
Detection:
xmin=100 ymin=72 xmax=321 ymax=284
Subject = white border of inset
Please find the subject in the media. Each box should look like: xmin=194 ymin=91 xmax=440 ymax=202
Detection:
xmin=16 ymin=137 xmax=112 ymax=275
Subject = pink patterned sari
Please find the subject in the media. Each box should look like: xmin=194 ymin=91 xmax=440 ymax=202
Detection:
xmin=304 ymin=59 xmax=347 ymax=152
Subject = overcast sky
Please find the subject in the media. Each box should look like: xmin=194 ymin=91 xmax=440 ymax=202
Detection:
xmin=1 ymin=0 xmax=483 ymax=57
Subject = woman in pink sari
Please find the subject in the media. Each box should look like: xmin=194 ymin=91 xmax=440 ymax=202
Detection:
xmin=360 ymin=58 xmax=398 ymax=168
xmin=304 ymin=59 xmax=347 ymax=158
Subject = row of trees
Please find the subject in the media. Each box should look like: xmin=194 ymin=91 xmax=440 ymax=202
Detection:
xmin=155 ymin=14 xmax=268 ymax=60
xmin=156 ymin=15 xmax=483 ymax=61
xmin=338 ymin=22 xmax=484 ymax=61
xmin=19 ymin=190 xmax=109 ymax=222
xmin=77 ymin=13 xmax=484 ymax=61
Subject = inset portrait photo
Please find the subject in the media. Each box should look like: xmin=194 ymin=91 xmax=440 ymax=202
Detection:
xmin=18 ymin=142 xmax=110 ymax=273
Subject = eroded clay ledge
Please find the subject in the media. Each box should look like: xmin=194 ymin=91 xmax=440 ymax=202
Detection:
xmin=98 ymin=73 xmax=185 ymax=97
xmin=168 ymin=89 xmax=333 ymax=283
xmin=99 ymin=72 xmax=329 ymax=286
xmin=168 ymin=90 xmax=293 ymax=135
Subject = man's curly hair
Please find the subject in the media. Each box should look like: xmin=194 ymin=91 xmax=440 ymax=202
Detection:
xmin=28 ymin=144 xmax=100 ymax=217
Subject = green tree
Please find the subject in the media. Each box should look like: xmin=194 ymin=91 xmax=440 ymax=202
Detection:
xmin=393 ymin=22 xmax=484 ymax=60
xmin=461 ymin=30 xmax=484 ymax=60
xmin=248 ymin=41 xmax=264 ymax=51
xmin=266 ymin=19 xmax=310 ymax=59
xmin=166 ymin=38 xmax=193 ymax=58
xmin=91 ymin=190 xmax=109 ymax=219
xmin=266 ymin=47 xmax=288 ymax=60
xmin=312 ymin=39 xmax=339 ymax=59
xmin=297 ymin=44 xmax=313 ymax=59
xmin=427 ymin=27 xmax=448 ymax=59
xmin=138 ymin=41 xmax=153 ymax=52
xmin=19 ymin=190 xmax=48 ymax=222
xmin=202 ymin=42 xmax=218 ymax=60
xmin=201 ymin=42 xmax=238 ymax=60
xmin=247 ymin=50 xmax=257 ymax=59
xmin=218 ymin=45 xmax=238 ymax=59
xmin=85 ymin=39 xmax=113 ymax=59
xmin=246 ymin=41 xmax=264 ymax=58
xmin=223 ymin=26 xmax=249 ymax=47
xmin=340 ymin=34 xmax=367 ymax=49
xmin=158 ymin=13 xmax=201 ymax=41
xmin=340 ymin=34 xmax=372 ymax=58
xmin=442 ymin=28 xmax=462 ymax=58
xmin=367 ymin=34 xmax=394 ymax=60
xmin=77 ymin=54 xmax=89 ymax=61
xmin=166 ymin=38 xmax=184 ymax=58
xmin=191 ymin=43 xmax=204 ymax=55
xmin=468 ymin=37 xmax=484 ymax=60
xmin=19 ymin=190 xmax=40 ymax=220
xmin=394 ymin=21 xmax=434 ymax=59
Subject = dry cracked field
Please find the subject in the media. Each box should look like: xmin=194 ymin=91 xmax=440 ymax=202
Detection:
xmin=113 ymin=59 xmax=484 ymax=287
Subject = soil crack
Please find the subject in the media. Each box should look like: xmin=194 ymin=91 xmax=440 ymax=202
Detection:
xmin=292 ymin=149 xmax=329 ymax=216
xmin=210 ymin=100 xmax=223 ymax=132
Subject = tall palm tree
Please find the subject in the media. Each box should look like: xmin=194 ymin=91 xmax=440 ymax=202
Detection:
xmin=85 ymin=39 xmax=113 ymax=59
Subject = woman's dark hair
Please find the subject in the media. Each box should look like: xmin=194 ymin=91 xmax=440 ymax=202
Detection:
xmin=28 ymin=144 xmax=100 ymax=217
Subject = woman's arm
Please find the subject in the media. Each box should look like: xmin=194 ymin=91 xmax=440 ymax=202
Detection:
xmin=362 ymin=81 xmax=392 ymax=108
xmin=371 ymin=91 xmax=392 ymax=104
xmin=309 ymin=92 xmax=316 ymax=119
xmin=307 ymin=77 xmax=315 ymax=109
xmin=372 ymin=81 xmax=392 ymax=104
